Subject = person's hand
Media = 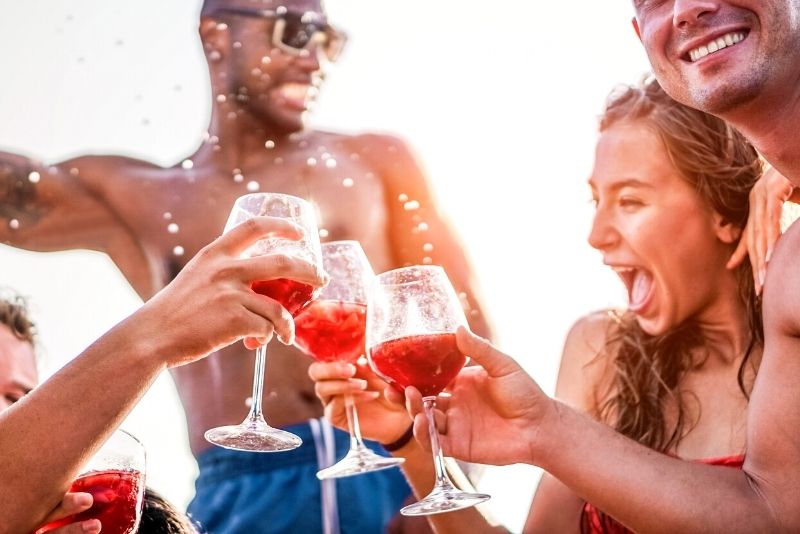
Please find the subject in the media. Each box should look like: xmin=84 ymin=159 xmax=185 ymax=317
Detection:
xmin=309 ymin=360 xmax=411 ymax=445
xmin=727 ymin=166 xmax=794 ymax=294
xmin=404 ymin=327 xmax=556 ymax=466
xmin=135 ymin=216 xmax=328 ymax=367
xmin=35 ymin=492 xmax=100 ymax=534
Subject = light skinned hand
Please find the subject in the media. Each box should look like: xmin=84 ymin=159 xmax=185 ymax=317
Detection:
xmin=308 ymin=359 xmax=411 ymax=444
xmin=36 ymin=492 xmax=101 ymax=534
xmin=727 ymin=166 xmax=794 ymax=294
xmin=135 ymin=215 xmax=328 ymax=367
xmin=405 ymin=326 xmax=556 ymax=466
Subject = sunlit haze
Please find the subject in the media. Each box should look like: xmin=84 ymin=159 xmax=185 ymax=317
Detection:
xmin=0 ymin=1 xmax=649 ymax=531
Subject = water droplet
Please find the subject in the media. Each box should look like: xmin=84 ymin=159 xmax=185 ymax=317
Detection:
xmin=403 ymin=200 xmax=420 ymax=211
xmin=233 ymin=173 xmax=244 ymax=183
xmin=245 ymin=396 xmax=253 ymax=407
xmin=306 ymin=157 xmax=317 ymax=167
xmin=265 ymin=140 xmax=276 ymax=149
xmin=208 ymin=135 xmax=219 ymax=145
xmin=247 ymin=181 xmax=260 ymax=192
xmin=216 ymin=22 xmax=228 ymax=31
xmin=208 ymin=50 xmax=222 ymax=61
xmin=398 ymin=193 xmax=409 ymax=202
xmin=181 ymin=159 xmax=194 ymax=170
xmin=233 ymin=41 xmax=242 ymax=49
xmin=261 ymin=56 xmax=272 ymax=65
xmin=227 ymin=111 xmax=237 ymax=120
xmin=48 ymin=166 xmax=58 ymax=175
xmin=325 ymin=159 xmax=337 ymax=169
xmin=318 ymin=228 xmax=329 ymax=238
xmin=276 ymin=6 xmax=288 ymax=15
xmin=163 ymin=212 xmax=172 ymax=220
xmin=69 ymin=168 xmax=80 ymax=176
xmin=320 ymin=151 xmax=331 ymax=158
xmin=422 ymin=256 xmax=433 ymax=265
xmin=417 ymin=222 xmax=429 ymax=232
xmin=167 ymin=223 xmax=179 ymax=234
xmin=274 ymin=157 xmax=284 ymax=164
xmin=8 ymin=219 xmax=19 ymax=230
xmin=28 ymin=171 xmax=40 ymax=183
xmin=423 ymin=243 xmax=434 ymax=252
xmin=250 ymin=68 xmax=261 ymax=77
xmin=298 ymin=140 xmax=309 ymax=148
xmin=216 ymin=94 xmax=227 ymax=103
xmin=342 ymin=177 xmax=354 ymax=188
xmin=173 ymin=246 xmax=185 ymax=256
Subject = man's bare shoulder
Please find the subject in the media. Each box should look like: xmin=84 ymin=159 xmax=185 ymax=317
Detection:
xmin=311 ymin=129 xmax=411 ymax=153
xmin=63 ymin=154 xmax=166 ymax=193
xmin=764 ymin=218 xmax=800 ymax=335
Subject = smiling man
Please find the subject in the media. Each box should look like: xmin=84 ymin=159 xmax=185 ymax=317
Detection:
xmin=0 ymin=0 xmax=489 ymax=531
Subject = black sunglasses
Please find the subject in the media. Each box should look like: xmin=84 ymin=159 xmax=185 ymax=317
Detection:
xmin=210 ymin=7 xmax=347 ymax=62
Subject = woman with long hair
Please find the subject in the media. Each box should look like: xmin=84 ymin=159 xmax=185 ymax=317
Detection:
xmin=307 ymin=77 xmax=796 ymax=532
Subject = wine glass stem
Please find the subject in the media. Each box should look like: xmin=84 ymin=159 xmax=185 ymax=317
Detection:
xmin=246 ymin=344 xmax=268 ymax=424
xmin=424 ymin=396 xmax=456 ymax=491
xmin=345 ymin=394 xmax=367 ymax=450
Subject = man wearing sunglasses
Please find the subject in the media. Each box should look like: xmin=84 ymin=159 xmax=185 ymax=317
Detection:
xmin=0 ymin=0 xmax=491 ymax=532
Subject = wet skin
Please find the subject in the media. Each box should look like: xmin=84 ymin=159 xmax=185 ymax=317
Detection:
xmin=0 ymin=3 xmax=490 ymax=455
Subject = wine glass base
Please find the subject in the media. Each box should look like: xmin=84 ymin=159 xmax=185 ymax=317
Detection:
xmin=204 ymin=423 xmax=303 ymax=452
xmin=400 ymin=487 xmax=491 ymax=516
xmin=316 ymin=447 xmax=405 ymax=480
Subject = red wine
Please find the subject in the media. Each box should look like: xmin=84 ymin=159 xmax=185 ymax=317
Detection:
xmin=252 ymin=278 xmax=315 ymax=317
xmin=295 ymin=300 xmax=367 ymax=363
xmin=369 ymin=333 xmax=466 ymax=397
xmin=36 ymin=469 xmax=144 ymax=534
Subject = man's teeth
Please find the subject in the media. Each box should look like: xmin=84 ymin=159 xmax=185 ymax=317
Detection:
xmin=689 ymin=32 xmax=745 ymax=62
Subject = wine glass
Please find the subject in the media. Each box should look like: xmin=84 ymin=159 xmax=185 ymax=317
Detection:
xmin=366 ymin=265 xmax=490 ymax=516
xmin=36 ymin=429 xmax=146 ymax=534
xmin=204 ymin=192 xmax=324 ymax=452
xmin=294 ymin=240 xmax=405 ymax=479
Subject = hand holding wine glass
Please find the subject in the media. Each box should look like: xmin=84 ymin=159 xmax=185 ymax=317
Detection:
xmin=204 ymin=193 xmax=325 ymax=452
xmin=367 ymin=265 xmax=490 ymax=516
xmin=294 ymin=240 xmax=405 ymax=478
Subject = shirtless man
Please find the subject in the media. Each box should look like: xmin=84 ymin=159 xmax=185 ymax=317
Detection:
xmin=0 ymin=0 xmax=490 ymax=531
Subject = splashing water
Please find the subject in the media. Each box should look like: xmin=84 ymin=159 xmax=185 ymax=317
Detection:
xmin=167 ymin=223 xmax=180 ymax=234
xmin=8 ymin=219 xmax=19 ymax=230
xmin=265 ymin=140 xmax=276 ymax=149
xmin=181 ymin=159 xmax=194 ymax=170
xmin=173 ymin=246 xmax=185 ymax=257
xmin=28 ymin=171 xmax=40 ymax=183
xmin=403 ymin=200 xmax=420 ymax=211
xmin=246 ymin=181 xmax=260 ymax=192
xmin=342 ymin=177 xmax=354 ymax=188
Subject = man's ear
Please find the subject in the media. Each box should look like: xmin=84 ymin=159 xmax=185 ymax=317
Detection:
xmin=200 ymin=16 xmax=231 ymax=60
xmin=632 ymin=17 xmax=642 ymax=42
xmin=714 ymin=213 xmax=743 ymax=244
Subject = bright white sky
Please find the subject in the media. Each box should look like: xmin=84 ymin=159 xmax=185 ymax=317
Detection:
xmin=0 ymin=1 xmax=650 ymax=531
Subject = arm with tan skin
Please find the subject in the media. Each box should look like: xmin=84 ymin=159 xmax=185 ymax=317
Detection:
xmin=360 ymin=134 xmax=493 ymax=339
xmin=0 ymin=152 xmax=158 ymax=294
xmin=406 ymin=248 xmax=800 ymax=534
xmin=0 ymin=217 xmax=327 ymax=534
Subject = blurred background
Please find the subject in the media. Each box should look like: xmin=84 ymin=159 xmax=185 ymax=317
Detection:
xmin=0 ymin=1 xmax=650 ymax=530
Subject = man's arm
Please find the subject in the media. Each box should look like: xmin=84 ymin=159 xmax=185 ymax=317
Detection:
xmin=360 ymin=134 xmax=493 ymax=339
xmin=0 ymin=216 xmax=326 ymax=534
xmin=0 ymin=151 xmax=143 ymax=252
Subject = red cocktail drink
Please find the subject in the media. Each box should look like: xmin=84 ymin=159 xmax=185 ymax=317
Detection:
xmin=252 ymin=278 xmax=316 ymax=316
xmin=295 ymin=300 xmax=367 ymax=363
xmin=369 ymin=332 xmax=466 ymax=397
xmin=36 ymin=469 xmax=144 ymax=534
